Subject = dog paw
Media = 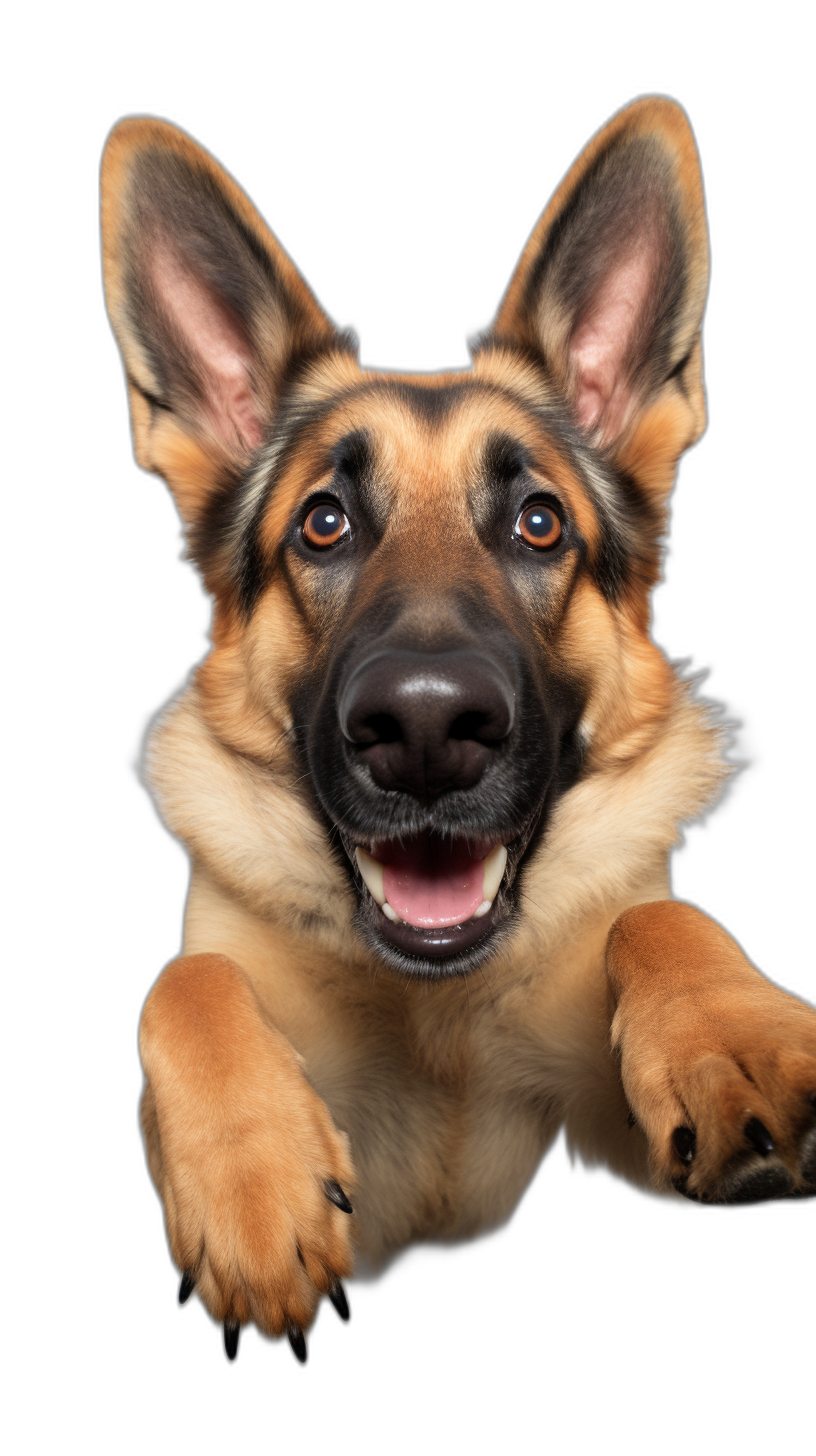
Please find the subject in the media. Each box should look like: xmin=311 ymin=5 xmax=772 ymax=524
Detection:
xmin=616 ymin=986 xmax=816 ymax=1204
xmin=148 ymin=1057 xmax=355 ymax=1361
xmin=669 ymin=1098 xmax=816 ymax=1204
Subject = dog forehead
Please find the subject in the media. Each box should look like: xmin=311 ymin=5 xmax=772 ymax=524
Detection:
xmin=308 ymin=374 xmax=593 ymax=515
xmin=317 ymin=378 xmax=504 ymax=482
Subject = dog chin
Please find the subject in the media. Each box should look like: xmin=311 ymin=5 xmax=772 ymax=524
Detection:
xmin=357 ymin=897 xmax=510 ymax=979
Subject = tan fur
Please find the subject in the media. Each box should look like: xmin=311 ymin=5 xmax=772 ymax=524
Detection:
xmin=102 ymin=99 xmax=816 ymax=1345
xmin=608 ymin=903 xmax=816 ymax=1195
xmin=140 ymin=952 xmax=354 ymax=1327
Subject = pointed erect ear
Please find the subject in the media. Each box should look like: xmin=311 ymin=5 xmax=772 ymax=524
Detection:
xmin=489 ymin=99 xmax=709 ymax=485
xmin=101 ymin=118 xmax=344 ymax=520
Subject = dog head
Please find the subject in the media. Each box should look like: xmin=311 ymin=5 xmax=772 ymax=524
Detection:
xmin=101 ymin=99 xmax=709 ymax=977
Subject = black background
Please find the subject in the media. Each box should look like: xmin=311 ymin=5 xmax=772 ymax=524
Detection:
xmin=83 ymin=56 xmax=810 ymax=1409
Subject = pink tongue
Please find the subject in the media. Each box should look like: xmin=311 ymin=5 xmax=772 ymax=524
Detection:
xmin=379 ymin=836 xmax=490 ymax=929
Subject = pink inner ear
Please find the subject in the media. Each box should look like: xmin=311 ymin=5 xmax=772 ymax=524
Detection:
xmin=569 ymin=242 xmax=655 ymax=443
xmin=150 ymin=240 xmax=264 ymax=453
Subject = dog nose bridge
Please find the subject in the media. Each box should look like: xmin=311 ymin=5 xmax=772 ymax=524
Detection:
xmin=355 ymin=508 xmax=494 ymax=640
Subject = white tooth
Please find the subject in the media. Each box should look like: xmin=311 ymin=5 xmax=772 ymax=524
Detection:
xmin=481 ymin=845 xmax=508 ymax=902
xmin=355 ymin=847 xmax=385 ymax=906
xmin=382 ymin=902 xmax=401 ymax=923
xmin=474 ymin=900 xmax=492 ymax=919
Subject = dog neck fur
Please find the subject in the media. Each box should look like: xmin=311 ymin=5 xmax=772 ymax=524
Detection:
xmin=146 ymin=667 xmax=728 ymax=970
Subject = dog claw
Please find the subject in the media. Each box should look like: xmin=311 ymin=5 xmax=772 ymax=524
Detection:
xmin=324 ymin=1179 xmax=353 ymax=1214
xmin=224 ymin=1321 xmax=240 ymax=1361
xmin=328 ymin=1279 xmax=350 ymax=1322
xmin=672 ymin=1126 xmax=696 ymax=1165
xmin=744 ymin=1117 xmax=774 ymax=1156
xmin=178 ymin=1272 xmax=195 ymax=1305
xmin=287 ymin=1324 xmax=307 ymax=1363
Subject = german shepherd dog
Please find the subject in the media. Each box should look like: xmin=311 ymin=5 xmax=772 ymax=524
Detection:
xmin=101 ymin=98 xmax=816 ymax=1363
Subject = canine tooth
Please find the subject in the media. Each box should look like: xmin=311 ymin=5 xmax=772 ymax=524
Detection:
xmin=474 ymin=900 xmax=492 ymax=919
xmin=355 ymin=847 xmax=385 ymax=906
xmin=482 ymin=845 xmax=508 ymax=902
xmin=382 ymin=902 xmax=401 ymax=923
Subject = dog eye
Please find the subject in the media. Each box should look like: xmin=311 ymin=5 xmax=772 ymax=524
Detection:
xmin=514 ymin=502 xmax=562 ymax=550
xmin=302 ymin=503 xmax=350 ymax=549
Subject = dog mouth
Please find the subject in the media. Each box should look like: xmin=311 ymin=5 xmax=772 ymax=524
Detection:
xmin=355 ymin=836 xmax=507 ymax=928
xmin=346 ymin=830 xmax=514 ymax=972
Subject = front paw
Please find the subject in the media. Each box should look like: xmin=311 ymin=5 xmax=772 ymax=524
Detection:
xmin=153 ymin=1076 xmax=355 ymax=1361
xmin=615 ymin=988 xmax=816 ymax=1204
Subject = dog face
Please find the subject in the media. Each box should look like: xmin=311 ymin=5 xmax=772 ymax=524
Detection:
xmin=102 ymin=100 xmax=709 ymax=978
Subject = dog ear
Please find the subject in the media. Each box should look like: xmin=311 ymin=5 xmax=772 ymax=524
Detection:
xmin=101 ymin=118 xmax=344 ymax=522
xmin=489 ymin=98 xmax=709 ymax=492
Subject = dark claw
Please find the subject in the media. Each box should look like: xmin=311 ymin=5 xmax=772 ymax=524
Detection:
xmin=744 ymin=1117 xmax=775 ymax=1157
xmin=672 ymin=1126 xmax=696 ymax=1165
xmin=287 ymin=1323 xmax=307 ymax=1364
xmin=178 ymin=1271 xmax=195 ymax=1305
xmin=224 ymin=1321 xmax=240 ymax=1361
xmin=324 ymin=1179 xmax=353 ymax=1215
xmin=328 ymin=1279 xmax=350 ymax=1322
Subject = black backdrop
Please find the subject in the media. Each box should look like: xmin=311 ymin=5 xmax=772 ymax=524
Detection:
xmin=85 ymin=65 xmax=810 ymax=1409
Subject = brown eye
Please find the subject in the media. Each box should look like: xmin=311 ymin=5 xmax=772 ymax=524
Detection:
xmin=302 ymin=502 xmax=350 ymax=549
xmin=515 ymin=502 xmax=562 ymax=550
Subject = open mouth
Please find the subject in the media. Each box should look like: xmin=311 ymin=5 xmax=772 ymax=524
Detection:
xmin=352 ymin=832 xmax=509 ymax=965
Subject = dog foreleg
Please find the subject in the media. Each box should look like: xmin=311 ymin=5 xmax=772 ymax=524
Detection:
xmin=139 ymin=953 xmax=355 ymax=1356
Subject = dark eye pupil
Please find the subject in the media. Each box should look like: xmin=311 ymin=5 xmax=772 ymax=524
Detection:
xmin=311 ymin=507 xmax=341 ymax=536
xmin=524 ymin=508 xmax=554 ymax=536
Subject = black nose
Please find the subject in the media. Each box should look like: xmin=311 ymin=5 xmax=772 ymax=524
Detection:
xmin=338 ymin=650 xmax=516 ymax=799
